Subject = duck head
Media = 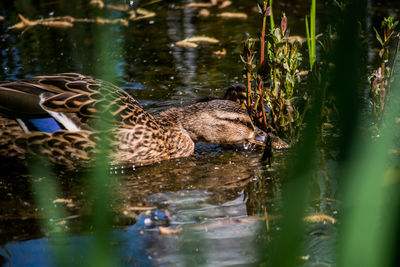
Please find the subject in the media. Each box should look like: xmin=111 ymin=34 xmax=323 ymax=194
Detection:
xmin=158 ymin=99 xmax=256 ymax=145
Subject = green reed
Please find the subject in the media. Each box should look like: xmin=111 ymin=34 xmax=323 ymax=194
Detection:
xmin=305 ymin=0 xmax=316 ymax=69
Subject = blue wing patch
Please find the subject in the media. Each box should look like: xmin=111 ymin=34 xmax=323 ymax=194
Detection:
xmin=29 ymin=118 xmax=62 ymax=133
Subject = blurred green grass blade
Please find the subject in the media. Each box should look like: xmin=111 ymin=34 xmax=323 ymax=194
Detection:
xmin=85 ymin=5 xmax=121 ymax=265
xmin=30 ymin=161 xmax=69 ymax=267
xmin=268 ymin=76 xmax=323 ymax=266
xmin=339 ymin=72 xmax=400 ymax=267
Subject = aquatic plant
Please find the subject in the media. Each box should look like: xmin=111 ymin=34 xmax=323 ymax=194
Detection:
xmin=241 ymin=2 xmax=303 ymax=139
xmin=369 ymin=16 xmax=400 ymax=121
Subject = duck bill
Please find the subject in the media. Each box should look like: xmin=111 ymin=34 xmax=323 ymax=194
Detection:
xmin=247 ymin=139 xmax=265 ymax=147
xmin=247 ymin=126 xmax=267 ymax=147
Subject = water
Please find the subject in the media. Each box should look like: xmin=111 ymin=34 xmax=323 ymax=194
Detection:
xmin=0 ymin=0 xmax=399 ymax=266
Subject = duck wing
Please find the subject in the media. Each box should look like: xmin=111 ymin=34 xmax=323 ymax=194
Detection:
xmin=0 ymin=73 xmax=147 ymax=131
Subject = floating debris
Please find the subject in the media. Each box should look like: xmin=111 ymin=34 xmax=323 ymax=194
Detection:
xmin=219 ymin=0 xmax=232 ymax=9
xmin=300 ymin=255 xmax=311 ymax=261
xmin=186 ymin=2 xmax=215 ymax=8
xmin=176 ymin=36 xmax=219 ymax=48
xmin=10 ymin=14 xmax=73 ymax=30
xmin=90 ymin=0 xmax=104 ymax=8
xmin=176 ymin=41 xmax=198 ymax=48
xmin=214 ymin=48 xmax=227 ymax=56
xmin=198 ymin=8 xmax=210 ymax=18
xmin=158 ymin=226 xmax=182 ymax=235
xmin=182 ymin=36 xmax=219 ymax=44
xmin=303 ymin=213 xmax=336 ymax=224
xmin=53 ymin=198 xmax=75 ymax=208
xmin=217 ymin=12 xmax=248 ymax=19
xmin=0 ymin=16 xmax=4 ymax=21
xmin=107 ymin=4 xmax=129 ymax=11
xmin=129 ymin=8 xmax=156 ymax=21
xmin=10 ymin=14 xmax=129 ymax=32
xmin=125 ymin=206 xmax=157 ymax=211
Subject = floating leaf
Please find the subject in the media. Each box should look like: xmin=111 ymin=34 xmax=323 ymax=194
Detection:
xmin=217 ymin=12 xmax=248 ymax=19
xmin=186 ymin=2 xmax=214 ymax=8
xmin=214 ymin=48 xmax=227 ymax=56
xmin=90 ymin=0 xmax=104 ymax=8
xmin=10 ymin=14 xmax=129 ymax=31
xmin=107 ymin=4 xmax=129 ymax=11
xmin=181 ymin=36 xmax=219 ymax=44
xmin=198 ymin=8 xmax=210 ymax=18
xmin=176 ymin=41 xmax=198 ymax=48
xmin=128 ymin=8 xmax=156 ymax=21
xmin=158 ymin=226 xmax=182 ymax=235
xmin=219 ymin=0 xmax=232 ymax=9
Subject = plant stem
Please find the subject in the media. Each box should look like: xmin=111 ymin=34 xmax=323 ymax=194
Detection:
xmin=260 ymin=0 xmax=268 ymax=65
xmin=269 ymin=0 xmax=274 ymax=31
xmin=259 ymin=78 xmax=268 ymax=129
xmin=247 ymin=71 xmax=252 ymax=108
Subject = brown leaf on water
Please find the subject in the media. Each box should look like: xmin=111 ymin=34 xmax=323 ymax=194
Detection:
xmin=95 ymin=17 xmax=129 ymax=26
xmin=182 ymin=36 xmax=219 ymax=43
xmin=41 ymin=21 xmax=74 ymax=28
xmin=198 ymin=8 xmax=210 ymax=18
xmin=129 ymin=8 xmax=156 ymax=21
xmin=303 ymin=213 xmax=336 ymax=224
xmin=90 ymin=0 xmax=105 ymax=9
xmin=217 ymin=12 xmax=248 ymax=19
xmin=107 ymin=4 xmax=129 ymax=12
xmin=214 ymin=48 xmax=227 ymax=56
xmin=53 ymin=198 xmax=73 ymax=204
xmin=158 ymin=226 xmax=182 ymax=235
xmin=219 ymin=0 xmax=232 ymax=9
xmin=53 ymin=198 xmax=75 ymax=208
xmin=186 ymin=2 xmax=214 ymax=8
xmin=0 ymin=16 xmax=4 ymax=21
xmin=10 ymin=14 xmax=129 ymax=31
xmin=176 ymin=41 xmax=198 ymax=48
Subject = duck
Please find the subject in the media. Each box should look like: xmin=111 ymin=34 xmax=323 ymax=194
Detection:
xmin=0 ymin=73 xmax=260 ymax=169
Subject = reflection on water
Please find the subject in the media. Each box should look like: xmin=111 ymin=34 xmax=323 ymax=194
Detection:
xmin=2 ymin=0 xmax=397 ymax=265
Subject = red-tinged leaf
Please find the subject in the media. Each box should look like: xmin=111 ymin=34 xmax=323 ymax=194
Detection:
xmin=281 ymin=14 xmax=287 ymax=36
